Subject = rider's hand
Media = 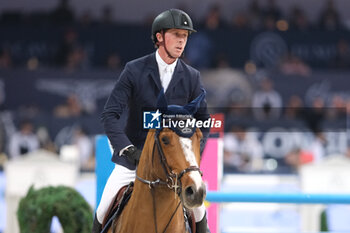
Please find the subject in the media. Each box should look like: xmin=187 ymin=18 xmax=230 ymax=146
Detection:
xmin=123 ymin=146 xmax=142 ymax=166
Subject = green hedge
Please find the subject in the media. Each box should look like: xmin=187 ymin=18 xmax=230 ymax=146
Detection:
xmin=17 ymin=185 xmax=93 ymax=233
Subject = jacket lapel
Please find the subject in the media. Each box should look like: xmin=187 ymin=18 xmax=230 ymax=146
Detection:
xmin=147 ymin=53 xmax=162 ymax=91
xmin=146 ymin=53 xmax=184 ymax=94
xmin=165 ymin=60 xmax=184 ymax=95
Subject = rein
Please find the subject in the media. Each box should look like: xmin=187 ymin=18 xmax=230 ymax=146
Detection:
xmin=155 ymin=132 xmax=203 ymax=194
xmin=136 ymin=132 xmax=203 ymax=194
xmin=135 ymin=132 xmax=203 ymax=233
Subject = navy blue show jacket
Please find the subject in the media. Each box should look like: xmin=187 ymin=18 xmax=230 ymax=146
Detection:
xmin=101 ymin=52 xmax=210 ymax=169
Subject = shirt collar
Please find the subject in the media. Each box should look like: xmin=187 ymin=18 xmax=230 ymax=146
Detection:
xmin=156 ymin=49 xmax=177 ymax=73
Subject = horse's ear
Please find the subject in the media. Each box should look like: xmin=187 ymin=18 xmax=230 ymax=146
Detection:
xmin=184 ymin=89 xmax=206 ymax=115
xmin=156 ymin=89 xmax=168 ymax=111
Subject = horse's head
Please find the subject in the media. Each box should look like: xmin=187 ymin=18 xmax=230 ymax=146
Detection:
xmin=155 ymin=126 xmax=206 ymax=209
xmin=149 ymin=89 xmax=207 ymax=208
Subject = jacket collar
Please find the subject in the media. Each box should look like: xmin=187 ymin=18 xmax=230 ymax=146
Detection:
xmin=147 ymin=52 xmax=184 ymax=93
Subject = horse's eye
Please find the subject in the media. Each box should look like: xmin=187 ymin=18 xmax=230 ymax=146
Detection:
xmin=161 ymin=136 xmax=170 ymax=145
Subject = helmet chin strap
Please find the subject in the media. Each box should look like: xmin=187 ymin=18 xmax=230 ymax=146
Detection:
xmin=161 ymin=31 xmax=177 ymax=61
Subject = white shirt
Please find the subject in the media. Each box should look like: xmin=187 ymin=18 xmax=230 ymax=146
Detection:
xmin=155 ymin=49 xmax=177 ymax=92
xmin=119 ymin=50 xmax=178 ymax=156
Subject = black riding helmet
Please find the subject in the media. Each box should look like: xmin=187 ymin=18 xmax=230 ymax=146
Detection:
xmin=151 ymin=9 xmax=196 ymax=45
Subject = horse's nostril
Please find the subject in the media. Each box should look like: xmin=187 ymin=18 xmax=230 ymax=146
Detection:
xmin=185 ymin=186 xmax=194 ymax=196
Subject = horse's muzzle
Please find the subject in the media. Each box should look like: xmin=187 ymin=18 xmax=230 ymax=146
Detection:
xmin=182 ymin=182 xmax=206 ymax=208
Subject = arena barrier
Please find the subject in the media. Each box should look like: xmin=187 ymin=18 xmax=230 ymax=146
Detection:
xmin=206 ymin=192 xmax=350 ymax=204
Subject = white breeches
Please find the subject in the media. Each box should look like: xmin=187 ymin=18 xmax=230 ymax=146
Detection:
xmin=96 ymin=164 xmax=206 ymax=223
xmin=96 ymin=164 xmax=136 ymax=223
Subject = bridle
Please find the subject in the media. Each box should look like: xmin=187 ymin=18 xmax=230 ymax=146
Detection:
xmin=137 ymin=130 xmax=203 ymax=195
xmin=136 ymin=130 xmax=203 ymax=233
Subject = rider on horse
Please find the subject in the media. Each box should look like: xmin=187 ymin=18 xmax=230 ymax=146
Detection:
xmin=93 ymin=9 xmax=211 ymax=233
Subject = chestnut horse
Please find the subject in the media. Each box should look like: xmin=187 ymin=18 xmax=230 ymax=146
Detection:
xmin=108 ymin=125 xmax=206 ymax=233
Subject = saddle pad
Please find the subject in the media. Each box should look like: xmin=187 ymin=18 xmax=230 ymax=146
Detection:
xmin=101 ymin=182 xmax=134 ymax=231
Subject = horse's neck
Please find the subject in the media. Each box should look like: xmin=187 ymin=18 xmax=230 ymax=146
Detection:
xmin=132 ymin=159 xmax=183 ymax=222
xmin=133 ymin=180 xmax=180 ymax=208
xmin=116 ymin=135 xmax=187 ymax=232
xmin=135 ymin=142 xmax=171 ymax=203
xmin=134 ymin=166 xmax=179 ymax=209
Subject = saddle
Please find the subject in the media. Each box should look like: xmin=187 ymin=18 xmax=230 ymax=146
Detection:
xmin=101 ymin=182 xmax=196 ymax=233
xmin=101 ymin=182 xmax=134 ymax=233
